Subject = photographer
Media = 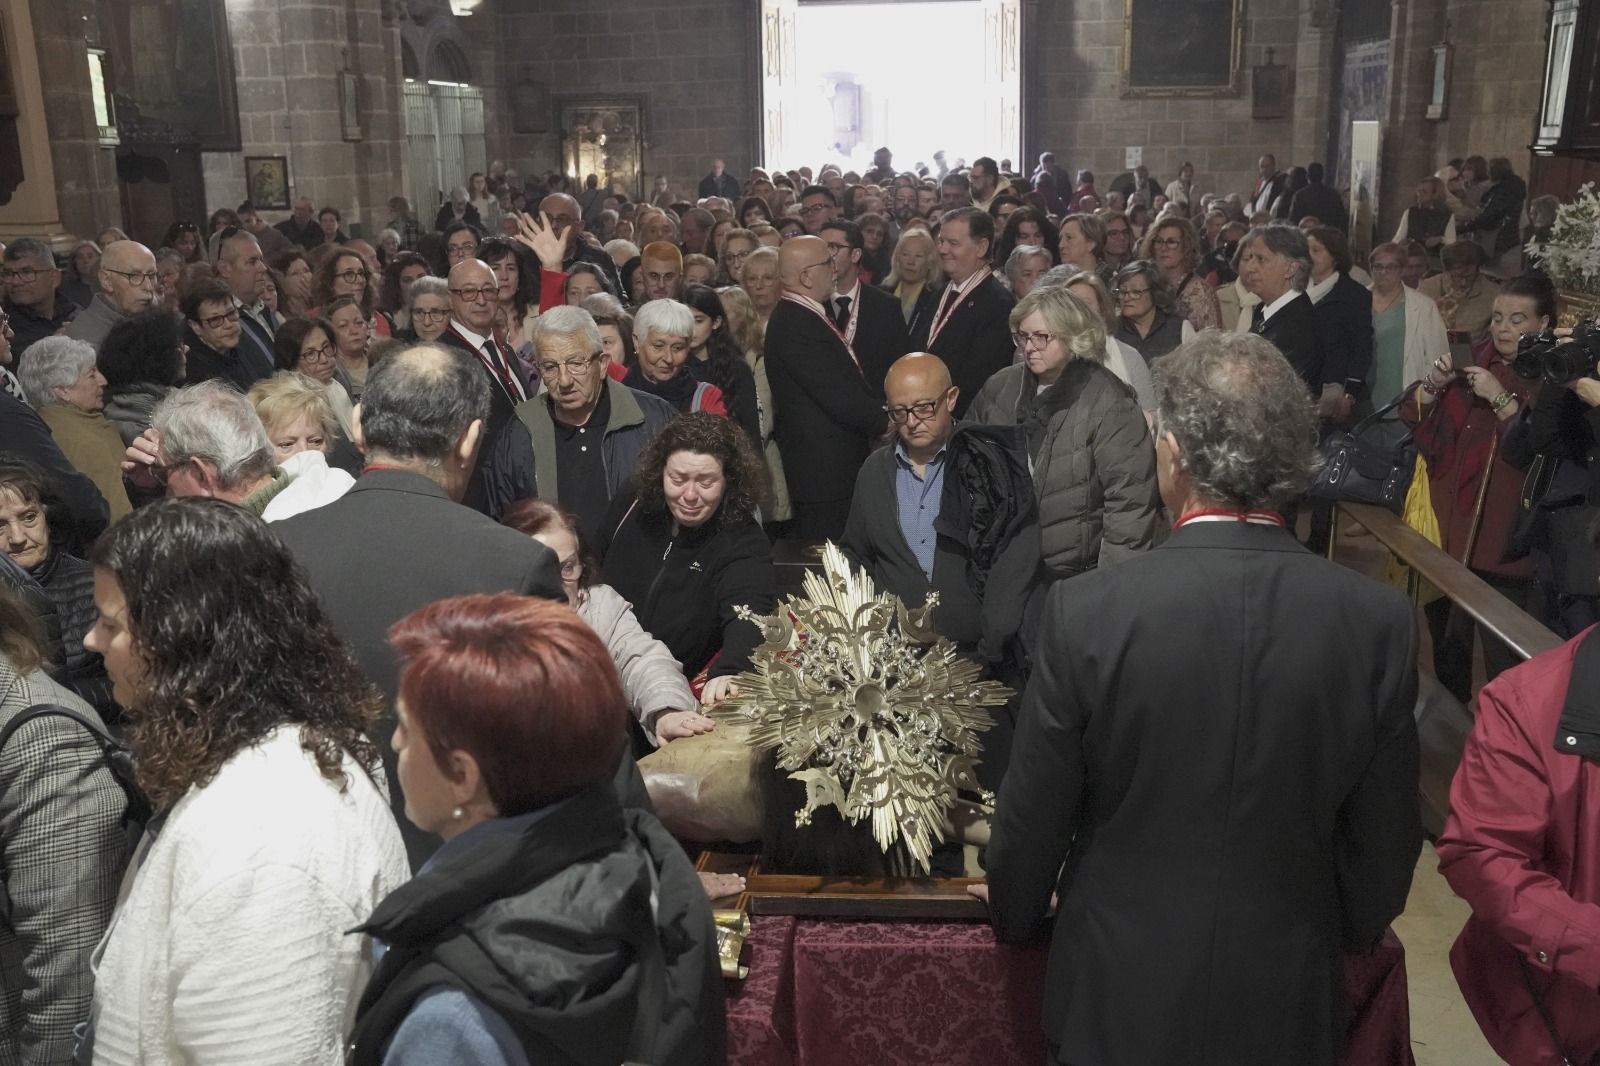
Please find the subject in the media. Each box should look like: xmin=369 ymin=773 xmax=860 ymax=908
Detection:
xmin=1405 ymin=275 xmax=1549 ymax=702
xmin=1500 ymin=303 xmax=1600 ymax=636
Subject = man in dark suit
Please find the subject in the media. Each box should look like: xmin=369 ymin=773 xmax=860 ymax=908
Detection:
xmin=1240 ymin=223 xmax=1325 ymax=393
xmin=1248 ymin=153 xmax=1288 ymax=217
xmin=820 ymin=219 xmax=910 ymax=398
xmin=978 ymin=331 xmax=1420 ymax=1066
xmin=273 ymin=343 xmax=564 ymax=868
xmin=910 ymin=207 xmax=1014 ymax=417
xmin=766 ymin=235 xmax=886 ymax=541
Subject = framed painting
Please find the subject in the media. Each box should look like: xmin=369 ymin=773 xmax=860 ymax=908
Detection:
xmin=1122 ymin=0 xmax=1244 ymax=97
xmin=245 ymin=156 xmax=290 ymax=210
xmin=95 ymin=0 xmax=241 ymax=150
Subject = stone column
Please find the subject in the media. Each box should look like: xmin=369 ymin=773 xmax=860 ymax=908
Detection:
xmin=23 ymin=0 xmax=120 ymax=241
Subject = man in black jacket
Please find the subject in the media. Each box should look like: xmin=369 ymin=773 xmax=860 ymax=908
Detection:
xmin=819 ymin=219 xmax=910 ymax=397
xmin=1240 ymin=223 xmax=1324 ymax=393
xmin=1 ymin=240 xmax=77 ymax=362
xmin=273 ymin=344 xmax=566 ymax=868
xmin=910 ymin=207 xmax=1014 ymax=417
xmin=1286 ymin=162 xmax=1349 ymax=232
xmin=978 ymin=331 xmax=1420 ymax=1066
xmin=766 ymin=236 xmax=886 ymax=541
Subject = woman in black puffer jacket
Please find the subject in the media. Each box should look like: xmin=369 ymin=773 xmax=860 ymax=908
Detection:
xmin=0 ymin=458 xmax=116 ymax=722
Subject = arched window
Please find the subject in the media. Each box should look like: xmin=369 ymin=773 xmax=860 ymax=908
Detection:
xmin=401 ymin=40 xmax=420 ymax=81
xmin=429 ymin=40 xmax=471 ymax=85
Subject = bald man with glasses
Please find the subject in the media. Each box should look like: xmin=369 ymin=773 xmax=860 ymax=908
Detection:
xmin=65 ymin=241 xmax=159 ymax=350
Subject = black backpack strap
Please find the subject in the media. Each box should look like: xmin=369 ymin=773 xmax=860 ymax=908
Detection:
xmin=0 ymin=703 xmax=120 ymax=756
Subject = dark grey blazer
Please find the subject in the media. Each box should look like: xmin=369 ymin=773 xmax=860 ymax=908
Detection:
xmin=838 ymin=441 xmax=983 ymax=647
xmin=272 ymin=468 xmax=565 ymax=868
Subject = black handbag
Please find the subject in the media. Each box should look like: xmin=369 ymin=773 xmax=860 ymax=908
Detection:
xmin=1308 ymin=393 xmax=1420 ymax=512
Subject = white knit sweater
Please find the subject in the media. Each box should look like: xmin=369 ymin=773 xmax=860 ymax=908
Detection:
xmin=89 ymin=726 xmax=409 ymax=1065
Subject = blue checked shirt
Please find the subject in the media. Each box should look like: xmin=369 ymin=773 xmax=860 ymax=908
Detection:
xmin=894 ymin=443 xmax=947 ymax=581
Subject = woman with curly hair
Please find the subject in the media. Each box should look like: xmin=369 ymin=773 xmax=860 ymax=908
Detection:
xmin=477 ymin=236 xmax=537 ymax=364
xmin=597 ymin=413 xmax=776 ymax=706
xmin=310 ymin=246 xmax=395 ymax=338
xmin=993 ymin=206 xmax=1061 ymax=271
xmin=82 ymin=498 xmax=408 ymax=1064
xmin=1139 ymin=216 xmax=1222 ymax=330
xmin=376 ymin=251 xmax=429 ymax=331
xmin=98 ymin=309 xmax=188 ymax=445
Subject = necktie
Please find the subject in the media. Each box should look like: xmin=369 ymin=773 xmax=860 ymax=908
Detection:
xmin=1251 ymin=306 xmax=1266 ymax=333
xmin=833 ymin=296 xmax=852 ymax=332
xmin=483 ymin=339 xmax=523 ymax=400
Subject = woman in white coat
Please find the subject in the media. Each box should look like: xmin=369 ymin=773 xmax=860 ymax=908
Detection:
xmin=1364 ymin=241 xmax=1449 ymax=443
xmin=83 ymin=499 xmax=408 ymax=1066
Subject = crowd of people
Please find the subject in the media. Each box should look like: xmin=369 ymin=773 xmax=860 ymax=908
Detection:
xmin=0 ymin=140 xmax=1595 ymax=1065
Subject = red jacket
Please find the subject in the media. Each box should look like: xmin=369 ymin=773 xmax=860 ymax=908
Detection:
xmin=1436 ymin=629 xmax=1600 ymax=1066
xmin=1403 ymin=340 xmax=1534 ymax=577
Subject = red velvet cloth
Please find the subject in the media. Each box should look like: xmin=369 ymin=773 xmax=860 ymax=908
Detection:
xmin=727 ymin=918 xmax=1413 ymax=1066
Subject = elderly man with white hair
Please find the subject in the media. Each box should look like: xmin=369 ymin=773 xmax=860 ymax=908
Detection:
xmin=119 ymin=380 xmax=349 ymax=521
xmin=478 ymin=305 xmax=677 ymax=530
xmin=18 ymin=336 xmax=131 ymax=520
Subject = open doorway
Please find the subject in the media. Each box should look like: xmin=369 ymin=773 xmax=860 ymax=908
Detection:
xmin=759 ymin=0 xmax=1021 ymax=174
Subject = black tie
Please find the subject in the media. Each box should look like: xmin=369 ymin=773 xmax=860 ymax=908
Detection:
xmin=833 ymin=296 xmax=851 ymax=332
xmin=1251 ymin=305 xmax=1266 ymax=333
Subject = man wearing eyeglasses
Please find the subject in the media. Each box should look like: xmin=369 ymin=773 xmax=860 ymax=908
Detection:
xmin=538 ymin=192 xmax=623 ymax=296
xmin=64 ymin=241 xmax=159 ymax=351
xmin=180 ymin=279 xmax=273 ymax=392
xmin=819 ymin=218 xmax=909 ymax=398
xmin=798 ymin=186 xmax=838 ymax=236
xmin=765 ymin=235 xmax=886 ymax=540
xmin=1 ymin=239 xmax=78 ymax=362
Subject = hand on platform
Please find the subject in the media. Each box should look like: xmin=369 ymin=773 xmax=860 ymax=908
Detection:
xmin=965 ymin=882 xmax=989 ymax=904
xmin=513 ymin=211 xmax=567 ymax=272
xmin=122 ymin=428 xmax=164 ymax=488
xmin=655 ymin=709 xmax=717 ymax=745
xmin=700 ymin=675 xmax=741 ymax=706
xmin=698 ymin=871 xmax=747 ymax=903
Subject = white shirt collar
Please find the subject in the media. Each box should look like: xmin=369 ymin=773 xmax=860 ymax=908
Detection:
xmin=453 ymin=321 xmax=491 ymax=349
xmin=833 ymin=278 xmax=861 ymax=304
xmin=1306 ymin=272 xmax=1339 ymax=305
xmin=946 ymin=266 xmax=986 ymax=296
xmin=1261 ymin=288 xmax=1300 ymax=323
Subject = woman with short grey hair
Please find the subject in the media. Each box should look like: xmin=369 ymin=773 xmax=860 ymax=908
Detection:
xmin=623 ymin=299 xmax=729 ymax=417
xmin=18 ymin=337 xmax=131 ymax=520
xmin=969 ymin=285 xmax=1163 ymax=578
xmin=405 ymin=276 xmax=452 ymax=343
xmin=1113 ymin=259 xmax=1194 ymax=364
xmin=1003 ymin=244 xmax=1053 ymax=300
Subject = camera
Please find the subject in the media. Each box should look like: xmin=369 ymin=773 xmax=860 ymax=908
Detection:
xmin=1514 ymin=319 xmax=1600 ymax=386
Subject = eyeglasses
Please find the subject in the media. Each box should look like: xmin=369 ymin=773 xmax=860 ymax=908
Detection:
xmin=106 ymin=269 xmax=161 ymax=288
xmin=334 ymin=269 xmax=368 ymax=284
xmin=200 ymin=308 xmax=241 ymax=329
xmin=884 ymin=399 xmax=942 ymax=423
xmin=299 ymin=342 xmax=336 ymax=364
xmin=450 ymin=285 xmax=498 ymax=302
xmin=799 ymin=203 xmax=832 ymax=215
xmin=0 ymin=267 xmax=50 ymax=284
xmin=1370 ymin=262 xmax=1404 ymax=274
xmin=411 ymin=308 xmax=448 ymax=321
xmin=545 ymin=214 xmax=580 ymax=229
xmin=1151 ymin=237 xmax=1183 ymax=249
xmin=149 ymin=458 xmax=190 ymax=487
xmin=1011 ymin=330 xmax=1058 ymax=350
xmin=447 ymin=243 xmax=478 ymax=257
xmin=725 ymin=250 xmax=751 ymax=263
xmin=824 ymin=241 xmax=850 ymax=254
xmin=1114 ymin=287 xmax=1151 ymax=300
xmin=536 ymin=352 xmax=601 ymax=378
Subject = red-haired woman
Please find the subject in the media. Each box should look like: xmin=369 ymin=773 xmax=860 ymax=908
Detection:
xmin=347 ymin=594 xmax=724 ymax=1066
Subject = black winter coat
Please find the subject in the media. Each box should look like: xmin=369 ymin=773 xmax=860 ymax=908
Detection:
xmin=29 ymin=551 xmax=114 ymax=720
xmin=1312 ymin=272 xmax=1374 ymax=394
xmin=349 ymin=782 xmax=724 ymax=1066
xmin=598 ymin=495 xmax=776 ymax=680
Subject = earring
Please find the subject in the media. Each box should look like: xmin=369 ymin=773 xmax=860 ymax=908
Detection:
xmin=451 ymin=806 xmax=465 ymax=820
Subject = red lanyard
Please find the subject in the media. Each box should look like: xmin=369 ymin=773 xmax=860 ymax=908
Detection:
xmin=1172 ymin=508 xmax=1287 ymax=530
xmin=781 ymin=292 xmax=861 ymax=374
xmin=927 ymin=267 xmax=990 ymax=347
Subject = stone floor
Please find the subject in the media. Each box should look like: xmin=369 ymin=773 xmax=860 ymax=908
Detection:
xmin=1396 ymin=844 xmax=1499 ymax=1064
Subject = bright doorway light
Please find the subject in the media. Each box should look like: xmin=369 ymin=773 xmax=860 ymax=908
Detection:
xmin=788 ymin=1 xmax=1004 ymax=175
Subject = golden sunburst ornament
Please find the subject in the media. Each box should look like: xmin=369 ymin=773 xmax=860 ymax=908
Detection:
xmin=717 ymin=544 xmax=1012 ymax=873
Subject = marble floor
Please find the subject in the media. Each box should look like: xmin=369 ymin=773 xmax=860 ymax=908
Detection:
xmin=1396 ymin=844 xmax=1500 ymax=1064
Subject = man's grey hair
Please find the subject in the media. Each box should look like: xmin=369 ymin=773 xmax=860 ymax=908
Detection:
xmin=1003 ymin=244 xmax=1052 ymax=286
xmin=581 ymin=292 xmax=626 ymax=318
xmin=449 ymin=186 xmax=470 ymax=206
xmin=407 ymin=276 xmax=449 ymax=305
xmin=18 ymin=337 xmax=96 ymax=408
xmin=632 ymin=299 xmax=694 ymax=340
xmin=1153 ymin=331 xmax=1320 ymax=511
xmin=604 ymin=239 xmax=640 ymax=262
xmin=360 ymin=343 xmax=491 ymax=463
xmin=1242 ymin=224 xmax=1312 ymax=291
xmin=533 ymin=305 xmax=603 ymax=353
xmin=153 ymin=380 xmax=276 ymax=491
xmin=2 ymin=238 xmax=53 ymax=265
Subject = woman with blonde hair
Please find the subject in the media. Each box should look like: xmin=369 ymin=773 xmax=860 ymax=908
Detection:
xmin=247 ymin=372 xmax=357 ymax=515
xmin=1139 ymin=216 xmax=1222 ymax=330
xmin=739 ymin=245 xmax=783 ymax=326
xmin=718 ymin=285 xmax=790 ymax=523
xmin=969 ymin=285 xmax=1163 ymax=578
xmin=883 ymin=227 xmax=940 ymax=332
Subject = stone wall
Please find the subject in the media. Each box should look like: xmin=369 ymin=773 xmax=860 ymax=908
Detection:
xmin=1030 ymin=0 xmax=1337 ymax=215
xmin=205 ymin=0 xmax=407 ymax=234
xmin=23 ymin=0 xmax=120 ymax=240
xmin=489 ymin=0 xmax=759 ymax=202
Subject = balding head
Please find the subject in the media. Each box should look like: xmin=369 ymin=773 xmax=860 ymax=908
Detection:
xmin=779 ymin=235 xmax=833 ymax=303
xmin=884 ymin=352 xmax=956 ymax=459
xmin=447 ymin=258 xmax=498 ymax=334
xmin=539 ymin=192 xmax=584 ymax=252
xmin=99 ymin=241 xmax=159 ymax=314
xmin=355 ymin=342 xmax=491 ymax=499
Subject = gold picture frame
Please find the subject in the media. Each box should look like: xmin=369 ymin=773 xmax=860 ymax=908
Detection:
xmin=1121 ymin=0 xmax=1245 ymax=98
